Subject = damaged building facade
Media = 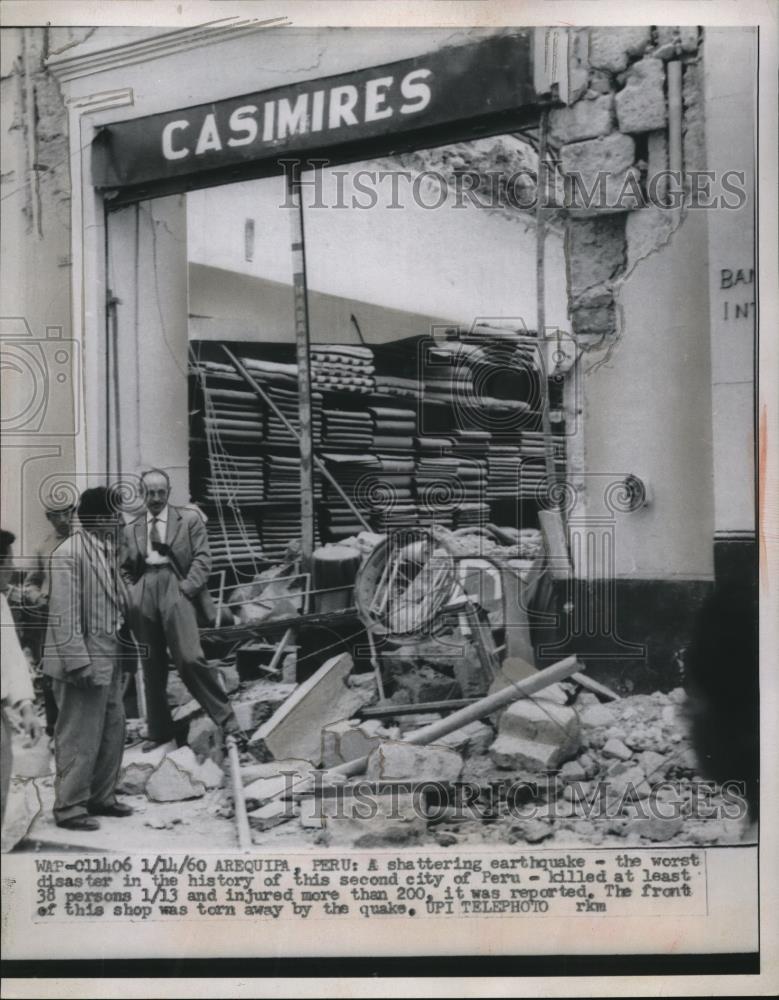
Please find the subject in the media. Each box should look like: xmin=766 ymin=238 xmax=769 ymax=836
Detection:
xmin=0 ymin=24 xmax=759 ymax=847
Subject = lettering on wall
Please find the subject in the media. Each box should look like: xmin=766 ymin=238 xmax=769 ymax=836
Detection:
xmin=719 ymin=266 xmax=755 ymax=321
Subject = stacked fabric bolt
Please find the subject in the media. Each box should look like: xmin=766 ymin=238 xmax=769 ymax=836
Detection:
xmin=358 ymin=455 xmax=417 ymax=533
xmin=322 ymin=408 xmax=374 ymax=450
xmin=486 ymin=444 xmax=523 ymax=500
xmin=199 ymin=455 xmax=265 ymax=505
xmin=207 ymin=517 xmax=265 ymax=572
xmin=264 ymin=454 xmax=322 ymax=502
xmin=422 ymin=342 xmax=478 ymax=405
xmin=517 ymin=459 xmax=547 ymax=498
xmin=373 ymin=374 xmax=423 ymax=400
xmin=451 ymin=429 xmax=491 ymax=459
xmin=415 ymin=454 xmax=459 ymax=530
xmin=456 ymin=458 xmax=488 ymax=506
xmin=369 ymin=406 xmax=416 ymax=454
xmin=311 ymin=346 xmax=375 ymax=394
xmin=452 ymin=503 xmax=491 ymax=529
xmin=520 ymin=430 xmax=547 ymax=458
xmin=320 ymin=454 xmax=378 ymax=542
xmin=265 ymin=385 xmax=323 ymax=447
xmin=240 ymin=356 xmax=298 ymax=386
xmin=259 ymin=509 xmax=320 ymax=563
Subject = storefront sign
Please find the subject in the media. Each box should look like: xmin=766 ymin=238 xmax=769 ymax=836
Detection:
xmin=92 ymin=34 xmax=536 ymax=192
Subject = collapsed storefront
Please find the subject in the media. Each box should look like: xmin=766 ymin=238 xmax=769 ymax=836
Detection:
xmin=1 ymin=24 xmax=758 ymax=850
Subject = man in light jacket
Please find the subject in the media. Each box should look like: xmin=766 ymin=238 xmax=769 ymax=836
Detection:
xmin=42 ymin=488 xmax=131 ymax=831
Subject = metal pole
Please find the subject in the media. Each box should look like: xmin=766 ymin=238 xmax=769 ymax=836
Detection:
xmin=226 ymin=734 xmax=252 ymax=852
xmin=288 ymin=174 xmax=315 ymax=576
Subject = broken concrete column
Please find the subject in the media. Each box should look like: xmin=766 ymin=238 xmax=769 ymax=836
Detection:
xmin=489 ymin=698 xmax=580 ymax=772
xmin=146 ymin=746 xmax=207 ymax=802
xmin=250 ymin=654 xmax=373 ymax=765
xmin=187 ymin=716 xmax=224 ymax=765
xmin=365 ymin=741 xmax=464 ymax=783
xmin=616 ymin=57 xmax=667 ymax=133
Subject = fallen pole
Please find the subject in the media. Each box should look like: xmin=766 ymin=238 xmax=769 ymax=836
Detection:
xmin=225 ymin=734 xmax=252 ymax=852
xmin=328 ymin=654 xmax=582 ymax=779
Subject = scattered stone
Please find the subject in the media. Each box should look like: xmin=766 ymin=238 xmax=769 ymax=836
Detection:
xmin=509 ymin=818 xmax=553 ymax=844
xmin=668 ymin=687 xmax=687 ymax=705
xmin=197 ymin=758 xmax=225 ymax=790
xmin=625 ymin=815 xmax=684 ymax=842
xmin=490 ymin=697 xmax=580 ymax=772
xmin=365 ymin=741 xmax=464 ymax=783
xmin=146 ymin=747 xmax=206 ymax=802
xmin=248 ymin=799 xmax=299 ymax=831
xmin=300 ymin=789 xmax=427 ymax=846
xmin=218 ymin=663 xmax=241 ymax=694
xmin=435 ymin=831 xmax=459 ymax=847
xmin=117 ymin=740 xmax=177 ymax=795
xmin=144 ymin=818 xmax=174 ymax=830
xmin=602 ymin=737 xmax=633 ymax=761
xmin=321 ymin=719 xmax=390 ymax=768
xmin=243 ymin=759 xmax=316 ymax=807
xmin=575 ymin=691 xmax=600 ymax=709
xmin=187 ymin=716 xmax=224 ymax=765
xmin=639 ymin=750 xmax=668 ymax=780
xmin=559 ymin=759 xmax=587 ymax=782
xmin=604 ymin=761 xmax=651 ymax=799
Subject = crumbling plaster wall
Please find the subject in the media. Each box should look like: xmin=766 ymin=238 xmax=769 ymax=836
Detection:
xmin=553 ymin=27 xmax=714 ymax=582
xmin=0 ymin=27 xmax=98 ymax=552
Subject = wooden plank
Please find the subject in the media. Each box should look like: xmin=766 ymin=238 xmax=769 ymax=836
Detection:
xmin=538 ymin=508 xmax=572 ymax=580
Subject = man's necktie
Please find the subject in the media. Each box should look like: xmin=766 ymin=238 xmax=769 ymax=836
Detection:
xmin=150 ymin=517 xmax=162 ymax=551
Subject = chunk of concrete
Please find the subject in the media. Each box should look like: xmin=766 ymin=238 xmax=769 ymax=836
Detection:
xmin=146 ymin=746 xmax=206 ymax=802
xmin=604 ymin=761 xmax=651 ymax=799
xmin=187 ymin=716 xmax=224 ymax=765
xmin=197 ymin=758 xmax=225 ymax=790
xmin=243 ymin=759 xmax=316 ymax=807
xmin=590 ymin=26 xmax=651 ymax=72
xmin=602 ymin=737 xmax=633 ymax=761
xmin=248 ymin=799 xmax=299 ymax=832
xmin=489 ymin=698 xmax=580 ymax=772
xmin=250 ymin=654 xmax=370 ymax=765
xmin=365 ymin=741 xmax=463 ymax=783
xmin=300 ymin=790 xmax=426 ymax=847
xmin=321 ymin=719 xmax=391 ymax=768
xmin=117 ymin=739 xmax=177 ymax=795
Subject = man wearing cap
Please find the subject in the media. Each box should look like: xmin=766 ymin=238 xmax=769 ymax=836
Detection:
xmin=121 ymin=468 xmax=243 ymax=752
xmin=42 ymin=487 xmax=131 ymax=831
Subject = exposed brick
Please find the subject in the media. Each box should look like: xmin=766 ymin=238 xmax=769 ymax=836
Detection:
xmin=616 ymin=57 xmax=667 ymax=133
xmin=655 ymin=26 xmax=700 ymax=53
xmin=550 ymin=94 xmax=614 ymax=146
xmin=566 ymin=215 xmax=627 ymax=298
xmin=590 ymin=27 xmax=651 ymax=73
xmin=560 ymin=132 xmax=635 ymax=181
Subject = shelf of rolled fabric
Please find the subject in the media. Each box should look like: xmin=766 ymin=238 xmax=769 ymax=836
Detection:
xmin=368 ymin=405 xmax=416 ymax=454
xmin=311 ymin=345 xmax=375 ymax=394
xmin=207 ymin=518 xmax=266 ymax=573
xmin=264 ymin=454 xmax=323 ymax=502
xmin=321 ymin=408 xmax=374 ymax=450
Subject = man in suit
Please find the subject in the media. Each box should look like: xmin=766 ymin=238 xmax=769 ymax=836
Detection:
xmin=121 ymin=469 xmax=242 ymax=751
xmin=42 ymin=488 xmax=131 ymax=831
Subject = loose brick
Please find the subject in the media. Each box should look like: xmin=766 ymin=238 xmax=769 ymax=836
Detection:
xmin=616 ymin=57 xmax=667 ymax=132
xmin=550 ymin=94 xmax=614 ymax=145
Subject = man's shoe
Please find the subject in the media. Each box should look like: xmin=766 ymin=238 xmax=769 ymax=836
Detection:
xmin=140 ymin=738 xmax=168 ymax=753
xmin=88 ymin=801 xmax=134 ymax=818
xmin=56 ymin=815 xmax=101 ymax=831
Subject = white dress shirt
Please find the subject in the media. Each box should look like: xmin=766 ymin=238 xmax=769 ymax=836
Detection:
xmin=145 ymin=506 xmax=170 ymax=565
xmin=1 ymin=591 xmax=34 ymax=707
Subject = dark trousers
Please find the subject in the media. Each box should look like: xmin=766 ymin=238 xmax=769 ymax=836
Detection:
xmin=51 ymin=663 xmax=125 ymax=822
xmin=131 ymin=565 xmax=236 ymax=742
